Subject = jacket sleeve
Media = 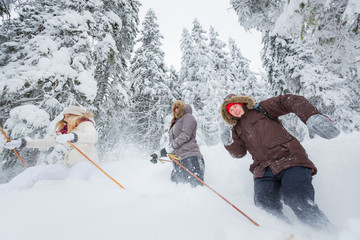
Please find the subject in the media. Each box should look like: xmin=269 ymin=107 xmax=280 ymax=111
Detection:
xmin=224 ymin=128 xmax=247 ymax=158
xmin=24 ymin=136 xmax=57 ymax=149
xmin=170 ymin=114 xmax=196 ymax=149
xmin=72 ymin=122 xmax=98 ymax=144
xmin=260 ymin=94 xmax=321 ymax=123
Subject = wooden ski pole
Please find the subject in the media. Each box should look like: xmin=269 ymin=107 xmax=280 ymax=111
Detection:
xmin=0 ymin=126 xmax=27 ymax=168
xmin=165 ymin=154 xmax=260 ymax=227
xmin=67 ymin=141 xmax=125 ymax=190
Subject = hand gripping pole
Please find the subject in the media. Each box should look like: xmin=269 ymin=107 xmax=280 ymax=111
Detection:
xmin=0 ymin=126 xmax=27 ymax=168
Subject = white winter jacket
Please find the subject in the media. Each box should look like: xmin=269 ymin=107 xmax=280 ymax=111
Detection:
xmin=24 ymin=121 xmax=99 ymax=167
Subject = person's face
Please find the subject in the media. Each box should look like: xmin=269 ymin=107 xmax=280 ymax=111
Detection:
xmin=229 ymin=104 xmax=245 ymax=118
xmin=63 ymin=114 xmax=71 ymax=123
xmin=174 ymin=107 xmax=178 ymax=113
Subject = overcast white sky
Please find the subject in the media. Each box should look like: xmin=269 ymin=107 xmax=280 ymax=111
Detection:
xmin=138 ymin=0 xmax=263 ymax=73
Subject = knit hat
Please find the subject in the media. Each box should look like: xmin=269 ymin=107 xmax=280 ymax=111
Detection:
xmin=63 ymin=106 xmax=85 ymax=116
xmin=226 ymin=103 xmax=243 ymax=115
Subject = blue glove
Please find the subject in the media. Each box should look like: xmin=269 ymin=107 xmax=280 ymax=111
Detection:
xmin=306 ymin=114 xmax=340 ymax=139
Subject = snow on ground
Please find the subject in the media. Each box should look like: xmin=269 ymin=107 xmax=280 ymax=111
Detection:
xmin=0 ymin=132 xmax=359 ymax=240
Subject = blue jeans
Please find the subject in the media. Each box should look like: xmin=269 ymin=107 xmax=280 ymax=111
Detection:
xmin=254 ymin=166 xmax=329 ymax=227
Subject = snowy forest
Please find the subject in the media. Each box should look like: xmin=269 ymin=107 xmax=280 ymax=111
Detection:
xmin=0 ymin=0 xmax=359 ymax=184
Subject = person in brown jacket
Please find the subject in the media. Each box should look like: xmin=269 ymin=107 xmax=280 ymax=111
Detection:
xmin=220 ymin=94 xmax=340 ymax=228
xmin=150 ymin=100 xmax=205 ymax=187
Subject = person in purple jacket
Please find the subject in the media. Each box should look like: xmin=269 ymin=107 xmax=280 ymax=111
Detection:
xmin=150 ymin=100 xmax=205 ymax=187
xmin=220 ymin=94 xmax=340 ymax=228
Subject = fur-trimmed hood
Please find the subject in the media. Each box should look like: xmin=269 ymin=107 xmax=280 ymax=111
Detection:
xmin=220 ymin=94 xmax=256 ymax=126
xmin=170 ymin=100 xmax=192 ymax=129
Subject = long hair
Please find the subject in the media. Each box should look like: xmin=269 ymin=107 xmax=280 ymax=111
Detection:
xmin=56 ymin=111 xmax=94 ymax=133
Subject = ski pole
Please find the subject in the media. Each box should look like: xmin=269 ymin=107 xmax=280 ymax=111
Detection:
xmin=157 ymin=158 xmax=172 ymax=163
xmin=0 ymin=126 xmax=28 ymax=168
xmin=165 ymin=153 xmax=260 ymax=227
xmin=67 ymin=141 xmax=125 ymax=190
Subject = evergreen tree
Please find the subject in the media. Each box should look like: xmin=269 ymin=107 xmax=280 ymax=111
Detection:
xmin=230 ymin=0 xmax=284 ymax=31
xmin=92 ymin=0 xmax=140 ymax=157
xmin=129 ymin=9 xmax=173 ymax=151
xmin=0 ymin=0 xmax=140 ymax=180
xmin=227 ymin=38 xmax=267 ymax=100
xmin=208 ymin=27 xmax=232 ymax=97
xmin=168 ymin=66 xmax=181 ymax=100
xmin=179 ymin=19 xmax=219 ymax=145
xmin=0 ymin=0 xmax=98 ymax=175
xmin=231 ymin=0 xmax=360 ymax=136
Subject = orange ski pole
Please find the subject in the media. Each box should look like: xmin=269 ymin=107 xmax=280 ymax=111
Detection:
xmin=0 ymin=126 xmax=27 ymax=168
xmin=67 ymin=141 xmax=125 ymax=190
xmin=165 ymin=154 xmax=260 ymax=227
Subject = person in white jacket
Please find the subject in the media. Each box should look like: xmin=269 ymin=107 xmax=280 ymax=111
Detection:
xmin=1 ymin=106 xmax=99 ymax=195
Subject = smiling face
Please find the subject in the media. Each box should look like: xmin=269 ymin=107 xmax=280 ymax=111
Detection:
xmin=228 ymin=104 xmax=245 ymax=118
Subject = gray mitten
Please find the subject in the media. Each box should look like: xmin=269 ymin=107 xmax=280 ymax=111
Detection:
xmin=306 ymin=114 xmax=340 ymax=139
xmin=220 ymin=123 xmax=234 ymax=146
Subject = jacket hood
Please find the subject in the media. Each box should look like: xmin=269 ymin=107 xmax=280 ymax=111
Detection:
xmin=172 ymin=100 xmax=192 ymax=119
xmin=170 ymin=100 xmax=192 ymax=129
xmin=220 ymin=94 xmax=256 ymax=126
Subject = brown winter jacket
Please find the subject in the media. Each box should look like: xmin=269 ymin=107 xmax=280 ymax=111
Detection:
xmin=220 ymin=94 xmax=320 ymax=178
xmin=169 ymin=100 xmax=203 ymax=160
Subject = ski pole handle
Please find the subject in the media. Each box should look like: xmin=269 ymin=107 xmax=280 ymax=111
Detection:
xmin=0 ymin=126 xmax=28 ymax=168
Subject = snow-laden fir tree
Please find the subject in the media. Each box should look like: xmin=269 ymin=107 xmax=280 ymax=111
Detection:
xmin=92 ymin=0 xmax=140 ymax=158
xmin=207 ymin=28 xmax=237 ymax=143
xmin=0 ymin=0 xmax=140 ymax=181
xmin=231 ymin=0 xmax=360 ymax=137
xmin=230 ymin=0 xmax=284 ymax=32
xmin=227 ymin=37 xmax=267 ymax=101
xmin=168 ymin=66 xmax=181 ymax=100
xmin=179 ymin=19 xmax=219 ymax=145
xmin=129 ymin=8 xmax=174 ymax=151
xmin=208 ymin=27 xmax=233 ymax=98
xmin=0 ymin=0 xmax=98 ymax=179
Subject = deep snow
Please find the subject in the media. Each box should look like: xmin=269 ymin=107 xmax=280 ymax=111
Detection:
xmin=0 ymin=132 xmax=359 ymax=240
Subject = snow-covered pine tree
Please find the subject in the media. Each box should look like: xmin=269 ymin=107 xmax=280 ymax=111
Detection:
xmin=129 ymin=9 xmax=173 ymax=151
xmin=0 ymin=0 xmax=140 ymax=180
xmin=92 ymin=0 xmax=140 ymax=158
xmin=179 ymin=28 xmax=195 ymax=95
xmin=208 ymin=27 xmax=232 ymax=97
xmin=0 ymin=0 xmax=99 ymax=177
xmin=230 ymin=0 xmax=284 ymax=32
xmin=297 ymin=0 xmax=360 ymax=132
xmin=231 ymin=0 xmax=360 ymax=136
xmin=227 ymin=38 xmax=267 ymax=101
xmin=168 ymin=66 xmax=181 ymax=100
xmin=207 ymin=27 xmax=235 ymax=143
xmin=179 ymin=19 xmax=219 ymax=145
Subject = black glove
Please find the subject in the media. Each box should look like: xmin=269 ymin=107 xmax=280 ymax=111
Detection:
xmin=150 ymin=153 xmax=158 ymax=164
xmin=306 ymin=114 xmax=340 ymax=139
xmin=160 ymin=148 xmax=167 ymax=157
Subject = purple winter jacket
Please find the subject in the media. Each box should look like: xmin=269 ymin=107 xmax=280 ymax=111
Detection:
xmin=169 ymin=100 xmax=203 ymax=160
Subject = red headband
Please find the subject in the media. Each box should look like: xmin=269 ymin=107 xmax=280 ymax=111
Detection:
xmin=226 ymin=103 xmax=243 ymax=114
